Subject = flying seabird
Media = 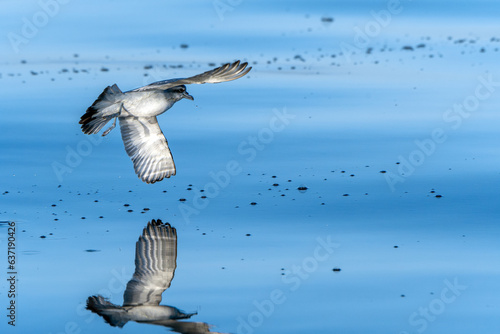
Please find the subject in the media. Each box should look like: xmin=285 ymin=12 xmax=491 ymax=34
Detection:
xmin=79 ymin=61 xmax=251 ymax=183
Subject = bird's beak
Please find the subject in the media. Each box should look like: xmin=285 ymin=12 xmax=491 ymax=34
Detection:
xmin=183 ymin=92 xmax=194 ymax=100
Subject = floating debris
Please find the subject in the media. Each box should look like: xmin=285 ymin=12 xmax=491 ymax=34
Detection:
xmin=294 ymin=55 xmax=305 ymax=62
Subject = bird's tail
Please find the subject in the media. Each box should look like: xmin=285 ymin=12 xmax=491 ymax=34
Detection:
xmin=79 ymin=84 xmax=123 ymax=135
xmin=86 ymin=295 xmax=129 ymax=328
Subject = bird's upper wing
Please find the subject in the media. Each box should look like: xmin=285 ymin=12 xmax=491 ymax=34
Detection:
xmin=131 ymin=60 xmax=251 ymax=92
xmin=119 ymin=116 xmax=175 ymax=184
xmin=123 ymin=220 xmax=177 ymax=306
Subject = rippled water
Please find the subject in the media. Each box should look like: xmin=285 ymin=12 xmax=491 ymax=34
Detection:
xmin=1 ymin=1 xmax=500 ymax=333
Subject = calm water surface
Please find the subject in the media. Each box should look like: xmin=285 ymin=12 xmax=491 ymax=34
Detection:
xmin=1 ymin=1 xmax=499 ymax=333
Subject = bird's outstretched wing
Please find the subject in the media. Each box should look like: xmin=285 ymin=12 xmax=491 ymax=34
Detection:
xmin=119 ymin=116 xmax=175 ymax=184
xmin=123 ymin=220 xmax=177 ymax=306
xmin=131 ymin=60 xmax=251 ymax=92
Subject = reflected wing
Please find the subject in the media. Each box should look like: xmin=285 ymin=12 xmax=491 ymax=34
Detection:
xmin=132 ymin=61 xmax=251 ymax=92
xmin=123 ymin=220 xmax=177 ymax=306
xmin=149 ymin=320 xmax=227 ymax=334
xmin=119 ymin=116 xmax=176 ymax=184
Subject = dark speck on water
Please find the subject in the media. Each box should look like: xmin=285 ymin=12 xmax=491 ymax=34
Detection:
xmin=85 ymin=249 xmax=101 ymax=252
xmin=179 ymin=198 xmax=186 ymax=202
xmin=250 ymin=202 xmax=257 ymax=205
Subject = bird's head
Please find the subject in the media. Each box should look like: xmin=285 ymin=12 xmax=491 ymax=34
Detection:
xmin=167 ymin=85 xmax=194 ymax=101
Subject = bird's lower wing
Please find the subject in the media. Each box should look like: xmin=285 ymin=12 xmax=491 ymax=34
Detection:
xmin=119 ymin=116 xmax=176 ymax=184
xmin=123 ymin=221 xmax=177 ymax=306
xmin=131 ymin=60 xmax=251 ymax=92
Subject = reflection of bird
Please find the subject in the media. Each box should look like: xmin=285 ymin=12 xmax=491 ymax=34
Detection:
xmin=87 ymin=220 xmax=195 ymax=328
xmin=79 ymin=61 xmax=252 ymax=183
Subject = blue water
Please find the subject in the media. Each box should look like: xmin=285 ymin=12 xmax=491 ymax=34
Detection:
xmin=1 ymin=0 xmax=500 ymax=333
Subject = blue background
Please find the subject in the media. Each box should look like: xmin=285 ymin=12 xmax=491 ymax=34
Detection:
xmin=1 ymin=0 xmax=499 ymax=333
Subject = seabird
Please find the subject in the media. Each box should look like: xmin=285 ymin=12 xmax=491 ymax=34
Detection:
xmin=79 ymin=61 xmax=251 ymax=183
